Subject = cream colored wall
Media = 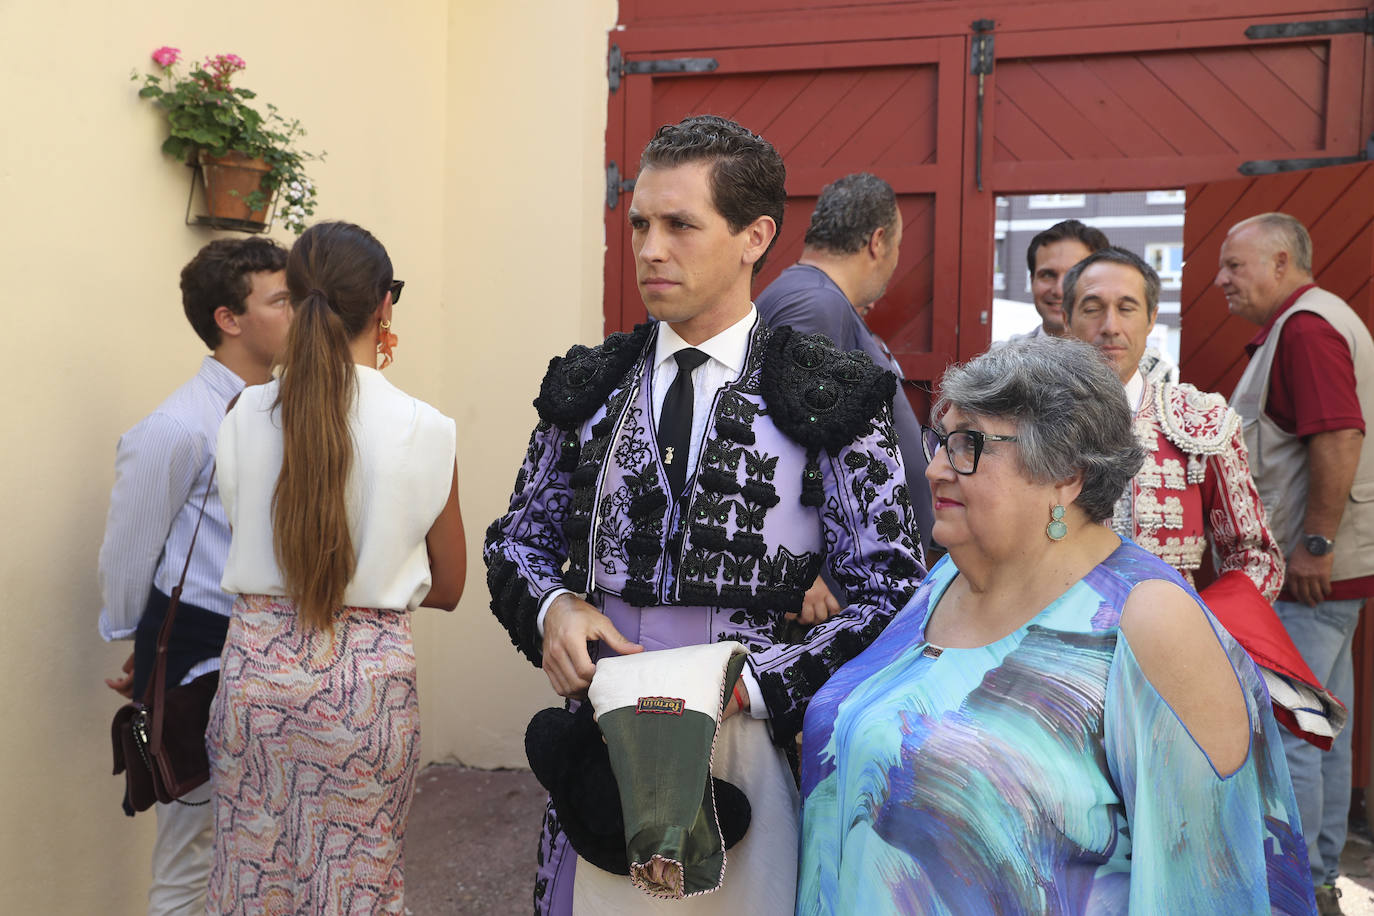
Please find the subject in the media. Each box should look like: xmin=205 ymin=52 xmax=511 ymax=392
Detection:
xmin=419 ymin=0 xmax=618 ymax=769
xmin=0 ymin=0 xmax=615 ymax=910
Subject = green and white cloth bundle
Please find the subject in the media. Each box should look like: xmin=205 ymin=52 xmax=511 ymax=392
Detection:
xmin=587 ymin=641 xmax=749 ymax=899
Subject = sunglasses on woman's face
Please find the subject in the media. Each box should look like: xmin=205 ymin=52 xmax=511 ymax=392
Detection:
xmin=388 ymin=279 xmax=405 ymax=303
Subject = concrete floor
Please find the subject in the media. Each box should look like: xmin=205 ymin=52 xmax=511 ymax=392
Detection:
xmin=404 ymin=764 xmax=546 ymax=915
xmin=405 ymin=763 xmax=1374 ymax=915
xmin=1338 ymin=833 xmax=1374 ymax=915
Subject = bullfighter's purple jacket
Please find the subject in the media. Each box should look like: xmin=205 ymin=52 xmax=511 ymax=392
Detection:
xmin=485 ymin=320 xmax=925 ymax=745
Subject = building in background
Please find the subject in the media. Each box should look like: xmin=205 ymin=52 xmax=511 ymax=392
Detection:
xmin=992 ymin=191 xmax=1183 ymax=364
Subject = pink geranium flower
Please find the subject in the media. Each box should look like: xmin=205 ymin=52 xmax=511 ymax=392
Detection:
xmin=202 ymin=53 xmax=247 ymax=90
xmin=151 ymin=46 xmax=180 ymax=68
xmin=132 ymin=44 xmax=321 ymax=234
xmin=206 ymin=53 xmax=246 ymax=75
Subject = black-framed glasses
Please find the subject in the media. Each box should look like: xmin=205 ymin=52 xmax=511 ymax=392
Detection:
xmin=388 ymin=279 xmax=405 ymax=303
xmin=921 ymin=424 xmax=1018 ymax=475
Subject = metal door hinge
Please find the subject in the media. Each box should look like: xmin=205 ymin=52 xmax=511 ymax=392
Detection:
xmin=1239 ymin=134 xmax=1374 ymax=175
xmin=608 ymin=45 xmax=719 ymax=93
xmin=1246 ymin=12 xmax=1374 ymax=40
xmin=969 ymin=19 xmax=995 ymax=76
xmin=606 ymin=161 xmax=636 ymax=210
xmin=1239 ymin=155 xmax=1364 ymax=175
xmin=970 ymin=20 xmax=996 ymax=191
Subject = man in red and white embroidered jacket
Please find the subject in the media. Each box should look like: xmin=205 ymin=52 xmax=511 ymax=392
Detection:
xmin=1064 ymin=246 xmax=1344 ymax=748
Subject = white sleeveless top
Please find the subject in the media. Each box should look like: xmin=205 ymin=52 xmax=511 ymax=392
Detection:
xmin=217 ymin=365 xmax=457 ymax=611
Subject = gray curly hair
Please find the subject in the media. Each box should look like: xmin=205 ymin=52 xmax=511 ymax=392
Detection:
xmin=932 ymin=336 xmax=1145 ymax=522
xmin=803 ymin=173 xmax=898 ymax=254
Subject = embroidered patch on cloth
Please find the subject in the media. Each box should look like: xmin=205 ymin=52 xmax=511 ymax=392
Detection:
xmin=636 ymin=697 xmax=685 ymax=716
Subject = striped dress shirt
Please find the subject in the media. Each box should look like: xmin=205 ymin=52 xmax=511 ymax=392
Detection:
xmin=98 ymin=356 xmax=244 ymax=680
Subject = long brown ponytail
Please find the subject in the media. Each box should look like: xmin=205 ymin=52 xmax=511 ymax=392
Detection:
xmin=274 ymin=222 xmax=394 ymax=629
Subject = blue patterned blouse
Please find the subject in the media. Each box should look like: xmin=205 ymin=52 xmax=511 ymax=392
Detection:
xmin=798 ymin=542 xmax=1315 ymax=915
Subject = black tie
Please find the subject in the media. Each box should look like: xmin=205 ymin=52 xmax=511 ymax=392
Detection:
xmin=659 ymin=348 xmax=709 ymax=498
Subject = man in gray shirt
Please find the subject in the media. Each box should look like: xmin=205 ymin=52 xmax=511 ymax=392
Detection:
xmin=756 ymin=172 xmax=934 ymax=618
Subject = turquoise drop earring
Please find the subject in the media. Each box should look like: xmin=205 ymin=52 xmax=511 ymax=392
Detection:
xmin=1047 ymin=504 xmax=1068 ymax=541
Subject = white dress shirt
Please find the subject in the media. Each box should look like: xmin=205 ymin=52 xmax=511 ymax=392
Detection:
xmin=650 ymin=307 xmax=756 ymax=477
xmin=1124 ymin=369 xmax=1145 ymax=413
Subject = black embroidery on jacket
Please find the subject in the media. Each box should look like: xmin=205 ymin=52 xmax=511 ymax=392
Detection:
xmin=534 ymin=322 xmax=654 ymax=431
xmin=563 ymin=377 xmax=637 ymax=593
xmin=489 ymin=322 xmax=920 ymax=752
xmin=760 ymin=326 xmax=896 ymax=450
xmin=483 ymin=526 xmax=543 ymax=666
xmin=617 ymin=460 xmax=668 ymax=606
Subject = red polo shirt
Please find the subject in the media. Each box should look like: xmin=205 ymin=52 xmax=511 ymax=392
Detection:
xmin=1245 ymin=284 xmax=1371 ymax=599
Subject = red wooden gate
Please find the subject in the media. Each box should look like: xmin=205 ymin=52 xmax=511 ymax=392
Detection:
xmin=605 ymin=0 xmax=1374 ymax=383
xmin=604 ymin=36 xmax=966 ymax=382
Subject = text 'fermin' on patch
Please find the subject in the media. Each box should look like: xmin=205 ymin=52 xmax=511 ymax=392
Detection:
xmin=635 ymin=696 xmax=685 ymax=716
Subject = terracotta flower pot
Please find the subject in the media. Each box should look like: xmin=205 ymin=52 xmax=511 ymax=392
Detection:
xmin=197 ymin=150 xmax=272 ymax=226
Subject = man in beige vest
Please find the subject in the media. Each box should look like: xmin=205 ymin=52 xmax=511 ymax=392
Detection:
xmin=1223 ymin=212 xmax=1374 ymax=914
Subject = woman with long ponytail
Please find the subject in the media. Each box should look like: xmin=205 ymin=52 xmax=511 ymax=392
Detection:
xmin=206 ymin=221 xmax=466 ymax=914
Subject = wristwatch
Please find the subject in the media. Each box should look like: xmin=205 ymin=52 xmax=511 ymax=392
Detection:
xmin=1303 ymin=533 xmax=1336 ymax=556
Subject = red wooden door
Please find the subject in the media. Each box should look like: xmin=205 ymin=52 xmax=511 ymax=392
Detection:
xmin=607 ymin=0 xmax=1374 ymax=785
xmin=605 ymin=37 xmax=966 ymax=383
xmin=1181 ymin=161 xmax=1374 ymax=394
xmin=607 ymin=0 xmax=1374 ymax=382
xmin=1180 ymin=161 xmax=1374 ymax=789
xmin=964 ymin=5 xmax=1374 ymax=359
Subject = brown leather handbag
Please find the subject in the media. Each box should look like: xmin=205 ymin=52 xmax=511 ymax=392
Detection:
xmin=110 ymin=465 xmax=220 ymax=813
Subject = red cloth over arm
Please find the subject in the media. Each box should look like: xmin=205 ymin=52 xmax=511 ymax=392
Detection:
xmin=1199 ymin=569 xmax=1343 ymax=749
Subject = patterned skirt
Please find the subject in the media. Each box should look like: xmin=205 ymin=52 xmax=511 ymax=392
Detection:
xmin=206 ymin=594 xmax=420 ymax=916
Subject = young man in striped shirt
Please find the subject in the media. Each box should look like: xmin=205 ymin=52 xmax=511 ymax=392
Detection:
xmin=98 ymin=237 xmax=289 ymax=916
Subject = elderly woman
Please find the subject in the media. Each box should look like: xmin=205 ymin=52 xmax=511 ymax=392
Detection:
xmin=796 ymin=337 xmax=1314 ymax=914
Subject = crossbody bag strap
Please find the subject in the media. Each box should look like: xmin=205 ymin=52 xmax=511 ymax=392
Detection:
xmin=144 ymin=462 xmax=216 ymax=755
xmin=145 ymin=391 xmax=239 ymax=754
